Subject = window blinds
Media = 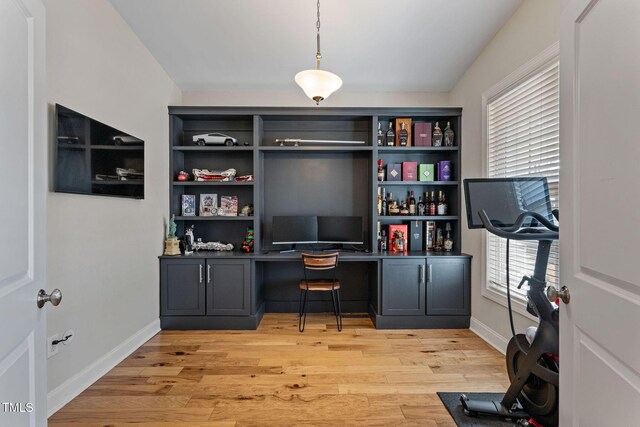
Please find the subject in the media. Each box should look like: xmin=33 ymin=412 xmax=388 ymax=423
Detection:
xmin=486 ymin=59 xmax=560 ymax=297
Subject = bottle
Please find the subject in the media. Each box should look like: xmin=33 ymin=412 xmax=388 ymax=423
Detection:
xmin=380 ymin=229 xmax=387 ymax=251
xmin=408 ymin=191 xmax=416 ymax=215
xmin=437 ymin=191 xmax=447 ymax=216
xmin=444 ymin=121 xmax=454 ymax=147
xmin=377 ymin=159 xmax=385 ymax=182
xmin=400 ymin=200 xmax=409 ymax=216
xmin=429 ymin=191 xmax=437 ymax=216
xmin=377 ymin=122 xmax=384 ymax=146
xmin=381 ymin=189 xmax=388 ymax=216
xmin=399 ymin=122 xmax=408 ymax=146
xmin=388 ymin=192 xmax=400 ymax=215
xmin=417 ymin=196 xmax=426 ymax=216
xmin=377 ymin=187 xmax=382 ymax=215
xmin=435 ymin=228 xmax=444 ymax=250
xmin=444 ymin=222 xmax=453 ymax=251
xmin=386 ymin=192 xmax=393 ymax=216
xmin=432 ymin=122 xmax=443 ymax=147
xmin=385 ymin=122 xmax=395 ymax=146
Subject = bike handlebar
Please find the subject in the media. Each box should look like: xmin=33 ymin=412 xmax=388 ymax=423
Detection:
xmin=478 ymin=209 xmax=559 ymax=241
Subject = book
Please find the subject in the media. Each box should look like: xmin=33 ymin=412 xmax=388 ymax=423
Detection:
xmin=413 ymin=122 xmax=432 ymax=146
xmin=199 ymin=194 xmax=218 ymax=216
xmin=402 ymin=161 xmax=418 ymax=181
xmin=181 ymin=194 xmax=196 ymax=216
xmin=419 ymin=164 xmax=435 ymax=181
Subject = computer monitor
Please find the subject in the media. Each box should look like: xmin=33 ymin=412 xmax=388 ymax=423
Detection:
xmin=464 ymin=177 xmax=554 ymax=229
xmin=272 ymin=216 xmax=318 ymax=244
xmin=317 ymin=216 xmax=363 ymax=244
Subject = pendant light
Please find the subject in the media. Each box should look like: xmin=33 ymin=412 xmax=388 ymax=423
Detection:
xmin=295 ymin=0 xmax=342 ymax=105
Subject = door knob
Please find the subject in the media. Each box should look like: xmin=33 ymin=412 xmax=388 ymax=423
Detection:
xmin=546 ymin=285 xmax=570 ymax=305
xmin=37 ymin=288 xmax=62 ymax=309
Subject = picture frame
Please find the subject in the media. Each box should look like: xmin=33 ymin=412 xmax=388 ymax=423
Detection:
xmin=181 ymin=194 xmax=196 ymax=216
xmin=199 ymin=193 xmax=218 ymax=216
xmin=219 ymin=195 xmax=238 ymax=216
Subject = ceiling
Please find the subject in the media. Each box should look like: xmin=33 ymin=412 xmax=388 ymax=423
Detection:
xmin=109 ymin=0 xmax=523 ymax=93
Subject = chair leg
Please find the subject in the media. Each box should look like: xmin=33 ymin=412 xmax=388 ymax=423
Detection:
xmin=335 ymin=289 xmax=342 ymax=331
xmin=299 ymin=289 xmax=308 ymax=332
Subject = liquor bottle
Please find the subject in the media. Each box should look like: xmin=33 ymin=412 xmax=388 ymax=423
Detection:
xmin=386 ymin=192 xmax=393 ymax=216
xmin=400 ymin=200 xmax=410 ymax=216
xmin=385 ymin=122 xmax=395 ymax=146
xmin=429 ymin=191 xmax=437 ymax=216
xmin=417 ymin=196 xmax=426 ymax=216
xmin=408 ymin=191 xmax=416 ymax=215
xmin=399 ymin=122 xmax=409 ymax=146
xmin=432 ymin=122 xmax=443 ymax=147
xmin=388 ymin=193 xmax=400 ymax=215
xmin=444 ymin=222 xmax=454 ymax=251
xmin=381 ymin=189 xmax=388 ymax=216
xmin=437 ymin=191 xmax=448 ymax=216
xmin=425 ymin=221 xmax=435 ymax=250
xmin=377 ymin=159 xmax=385 ymax=181
xmin=443 ymin=121 xmax=454 ymax=147
xmin=435 ymin=227 xmax=444 ymax=250
xmin=377 ymin=187 xmax=382 ymax=215
xmin=380 ymin=229 xmax=387 ymax=251
xmin=377 ymin=122 xmax=384 ymax=146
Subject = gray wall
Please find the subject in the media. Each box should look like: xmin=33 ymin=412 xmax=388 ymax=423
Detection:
xmin=45 ymin=0 xmax=181 ymax=403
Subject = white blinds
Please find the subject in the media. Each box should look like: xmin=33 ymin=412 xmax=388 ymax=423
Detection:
xmin=486 ymin=59 xmax=560 ymax=296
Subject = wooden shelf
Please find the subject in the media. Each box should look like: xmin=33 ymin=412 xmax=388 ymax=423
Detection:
xmin=172 ymin=181 xmax=254 ymax=186
xmin=173 ymin=216 xmax=254 ymax=221
xmin=377 ymin=215 xmax=459 ymax=221
xmin=377 ymin=146 xmax=458 ymax=153
xmin=378 ymin=181 xmax=458 ymax=186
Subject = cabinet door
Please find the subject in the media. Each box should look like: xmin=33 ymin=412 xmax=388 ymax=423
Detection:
xmin=382 ymin=259 xmax=426 ymax=316
xmin=206 ymin=260 xmax=250 ymax=316
xmin=160 ymin=259 xmax=206 ymax=316
xmin=426 ymin=257 xmax=470 ymax=315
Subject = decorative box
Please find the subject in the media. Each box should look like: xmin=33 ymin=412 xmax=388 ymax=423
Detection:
xmin=402 ymin=161 xmax=418 ymax=181
xmin=395 ymin=118 xmax=412 ymax=146
xmin=425 ymin=221 xmax=436 ymax=250
xmin=419 ymin=164 xmax=435 ymax=182
xmin=219 ymin=196 xmax=238 ymax=216
xmin=438 ymin=161 xmax=452 ymax=181
xmin=409 ymin=221 xmax=423 ymax=252
xmin=388 ymin=224 xmax=408 ymax=253
xmin=413 ymin=122 xmax=432 ymax=146
xmin=386 ymin=163 xmax=402 ymax=181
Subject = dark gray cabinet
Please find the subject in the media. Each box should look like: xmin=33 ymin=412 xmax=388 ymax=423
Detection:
xmin=381 ymin=259 xmax=426 ymax=315
xmin=206 ymin=259 xmax=250 ymax=316
xmin=426 ymin=257 xmax=470 ymax=316
xmin=160 ymin=258 xmax=206 ymax=316
xmin=161 ymin=258 xmax=250 ymax=318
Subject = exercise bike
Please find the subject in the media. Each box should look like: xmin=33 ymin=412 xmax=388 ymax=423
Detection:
xmin=461 ymin=178 xmax=561 ymax=427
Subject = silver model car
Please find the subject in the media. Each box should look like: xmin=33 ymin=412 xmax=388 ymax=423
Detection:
xmin=193 ymin=133 xmax=238 ymax=146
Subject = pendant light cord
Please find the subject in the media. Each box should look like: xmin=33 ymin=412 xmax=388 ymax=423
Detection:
xmin=315 ymin=0 xmax=322 ymax=68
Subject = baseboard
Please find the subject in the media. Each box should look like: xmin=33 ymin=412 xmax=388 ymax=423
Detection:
xmin=47 ymin=318 xmax=160 ymax=417
xmin=469 ymin=316 xmax=509 ymax=355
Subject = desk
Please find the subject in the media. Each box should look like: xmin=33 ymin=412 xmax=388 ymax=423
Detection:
xmin=159 ymin=251 xmax=471 ymax=330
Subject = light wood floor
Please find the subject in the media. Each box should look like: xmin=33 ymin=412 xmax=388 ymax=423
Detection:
xmin=49 ymin=313 xmax=509 ymax=426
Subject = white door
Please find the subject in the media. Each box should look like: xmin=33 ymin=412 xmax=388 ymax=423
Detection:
xmin=0 ymin=0 xmax=48 ymax=425
xmin=560 ymin=0 xmax=640 ymax=425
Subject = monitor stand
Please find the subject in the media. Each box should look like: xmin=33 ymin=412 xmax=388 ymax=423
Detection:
xmin=279 ymin=244 xmax=298 ymax=254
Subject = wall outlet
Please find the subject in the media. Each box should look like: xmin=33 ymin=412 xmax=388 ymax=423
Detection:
xmin=47 ymin=334 xmax=60 ymax=358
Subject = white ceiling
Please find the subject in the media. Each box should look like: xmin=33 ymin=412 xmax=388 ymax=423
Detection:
xmin=109 ymin=0 xmax=523 ymax=93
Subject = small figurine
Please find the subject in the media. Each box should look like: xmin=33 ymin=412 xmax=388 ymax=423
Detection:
xmin=168 ymin=214 xmax=177 ymax=239
xmin=183 ymin=225 xmax=195 ymax=255
xmin=239 ymin=204 xmax=254 ymax=217
xmin=163 ymin=214 xmax=180 ymax=256
xmin=241 ymin=227 xmax=254 ymax=253
xmin=176 ymin=171 xmax=190 ymax=181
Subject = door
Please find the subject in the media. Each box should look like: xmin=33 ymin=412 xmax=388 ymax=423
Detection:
xmin=206 ymin=260 xmax=250 ymax=316
xmin=560 ymin=0 xmax=640 ymax=425
xmin=426 ymin=257 xmax=470 ymax=316
xmin=160 ymin=259 xmax=206 ymax=316
xmin=381 ymin=259 xmax=425 ymax=316
xmin=0 ymin=0 xmax=47 ymax=425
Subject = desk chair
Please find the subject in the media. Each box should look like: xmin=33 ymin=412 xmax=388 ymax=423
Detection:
xmin=299 ymin=252 xmax=342 ymax=332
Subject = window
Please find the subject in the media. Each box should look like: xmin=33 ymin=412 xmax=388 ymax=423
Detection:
xmin=485 ymin=56 xmax=560 ymax=301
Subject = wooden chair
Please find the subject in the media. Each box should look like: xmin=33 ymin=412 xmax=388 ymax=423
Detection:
xmin=299 ymin=252 xmax=342 ymax=332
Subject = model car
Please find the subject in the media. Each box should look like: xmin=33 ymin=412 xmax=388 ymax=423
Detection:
xmin=112 ymin=135 xmax=143 ymax=145
xmin=193 ymin=133 xmax=238 ymax=146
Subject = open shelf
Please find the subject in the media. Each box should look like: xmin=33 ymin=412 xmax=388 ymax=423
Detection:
xmin=377 ymin=146 xmax=458 ymax=153
xmin=377 ymin=215 xmax=459 ymax=221
xmin=91 ymin=180 xmax=143 ymax=186
xmin=173 ymin=216 xmax=254 ymax=221
xmin=378 ymin=181 xmax=459 ymax=186
xmin=91 ymin=145 xmax=144 ymax=151
xmin=172 ymin=181 xmax=254 ymax=186
xmin=173 ymin=146 xmax=254 ymax=151
xmin=259 ymin=146 xmax=372 ymax=152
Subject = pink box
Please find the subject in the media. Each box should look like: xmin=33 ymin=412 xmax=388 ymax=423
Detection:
xmin=402 ymin=161 xmax=418 ymax=181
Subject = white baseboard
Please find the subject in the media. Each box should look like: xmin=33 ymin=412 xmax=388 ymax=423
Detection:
xmin=470 ymin=316 xmax=509 ymax=355
xmin=47 ymin=318 xmax=160 ymax=417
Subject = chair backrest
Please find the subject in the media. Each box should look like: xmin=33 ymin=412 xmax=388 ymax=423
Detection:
xmin=301 ymin=252 xmax=339 ymax=271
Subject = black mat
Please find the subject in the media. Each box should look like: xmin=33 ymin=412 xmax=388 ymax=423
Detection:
xmin=438 ymin=392 xmax=525 ymax=427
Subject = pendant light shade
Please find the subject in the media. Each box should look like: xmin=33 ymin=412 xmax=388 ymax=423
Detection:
xmin=295 ymin=0 xmax=341 ymax=105
xmin=295 ymin=69 xmax=342 ymax=105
